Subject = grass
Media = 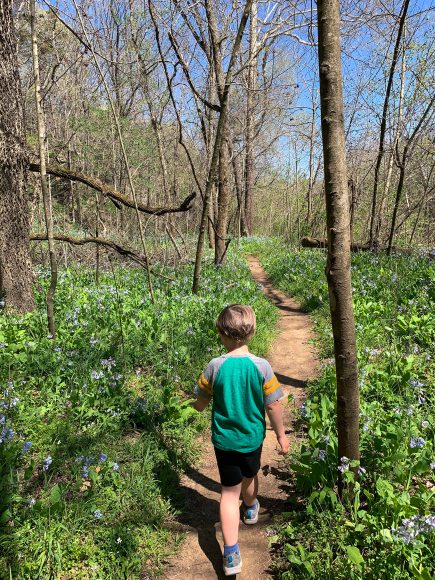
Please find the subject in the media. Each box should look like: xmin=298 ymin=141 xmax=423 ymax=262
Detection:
xmin=0 ymin=251 xmax=277 ymax=578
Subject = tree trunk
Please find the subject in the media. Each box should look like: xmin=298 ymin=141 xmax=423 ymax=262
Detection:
xmin=307 ymin=88 xmax=318 ymax=225
xmin=31 ymin=0 xmax=58 ymax=336
xmin=243 ymin=0 xmax=258 ymax=236
xmin=192 ymin=0 xmax=253 ymax=293
xmin=375 ymin=22 xmax=407 ymax=242
xmin=0 ymin=0 xmax=35 ymax=312
xmin=368 ymin=0 xmax=410 ymax=246
xmin=317 ymin=0 xmax=359 ymax=464
xmin=215 ymin=132 xmax=231 ymax=264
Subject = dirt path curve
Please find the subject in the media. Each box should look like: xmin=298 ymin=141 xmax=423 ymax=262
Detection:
xmin=163 ymin=256 xmax=318 ymax=579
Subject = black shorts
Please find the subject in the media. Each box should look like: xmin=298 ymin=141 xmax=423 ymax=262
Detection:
xmin=214 ymin=445 xmax=262 ymax=487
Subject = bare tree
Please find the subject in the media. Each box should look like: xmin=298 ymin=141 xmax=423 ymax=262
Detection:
xmin=243 ymin=0 xmax=258 ymax=236
xmin=317 ymin=0 xmax=359 ymax=465
xmin=387 ymin=94 xmax=435 ymax=253
xmin=30 ymin=0 xmax=58 ymax=336
xmin=192 ymin=0 xmax=253 ymax=292
xmin=368 ymin=0 xmax=410 ymax=247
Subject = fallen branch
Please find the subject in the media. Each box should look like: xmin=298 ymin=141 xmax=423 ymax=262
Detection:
xmin=301 ymin=237 xmax=414 ymax=254
xmin=30 ymin=233 xmax=175 ymax=280
xmin=28 ymin=162 xmax=196 ymax=215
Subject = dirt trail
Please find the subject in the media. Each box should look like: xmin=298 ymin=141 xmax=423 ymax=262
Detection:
xmin=163 ymin=256 xmax=318 ymax=579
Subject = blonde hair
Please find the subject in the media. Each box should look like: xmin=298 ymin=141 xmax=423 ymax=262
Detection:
xmin=216 ymin=304 xmax=256 ymax=342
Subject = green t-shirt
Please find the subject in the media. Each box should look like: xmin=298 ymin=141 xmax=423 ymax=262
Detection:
xmin=196 ymin=353 xmax=283 ymax=453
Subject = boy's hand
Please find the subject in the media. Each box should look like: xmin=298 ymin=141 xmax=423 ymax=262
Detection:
xmin=277 ymin=434 xmax=289 ymax=455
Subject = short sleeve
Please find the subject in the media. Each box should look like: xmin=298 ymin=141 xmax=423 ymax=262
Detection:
xmin=262 ymin=361 xmax=284 ymax=405
xmin=194 ymin=362 xmax=214 ymax=400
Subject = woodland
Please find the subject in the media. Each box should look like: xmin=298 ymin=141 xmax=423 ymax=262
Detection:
xmin=0 ymin=0 xmax=434 ymax=578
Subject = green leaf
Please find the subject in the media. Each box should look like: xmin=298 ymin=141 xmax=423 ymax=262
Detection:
xmin=50 ymin=484 xmax=62 ymax=505
xmin=0 ymin=510 xmax=11 ymax=524
xmin=345 ymin=545 xmax=364 ymax=567
xmin=380 ymin=529 xmax=393 ymax=542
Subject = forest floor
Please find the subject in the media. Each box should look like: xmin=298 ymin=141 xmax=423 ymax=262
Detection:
xmin=162 ymin=256 xmax=319 ymax=579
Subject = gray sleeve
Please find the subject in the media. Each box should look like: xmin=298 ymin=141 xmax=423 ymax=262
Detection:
xmin=194 ymin=357 xmax=225 ymax=399
xmin=255 ymin=358 xmax=284 ymax=405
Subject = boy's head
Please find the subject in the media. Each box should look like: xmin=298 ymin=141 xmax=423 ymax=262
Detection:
xmin=216 ymin=304 xmax=256 ymax=344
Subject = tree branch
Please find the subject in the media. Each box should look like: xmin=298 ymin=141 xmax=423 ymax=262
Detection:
xmin=168 ymin=30 xmax=221 ymax=112
xmin=30 ymin=233 xmax=175 ymax=279
xmin=28 ymin=162 xmax=196 ymax=215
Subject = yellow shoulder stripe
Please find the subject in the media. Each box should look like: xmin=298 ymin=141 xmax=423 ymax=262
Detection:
xmin=198 ymin=373 xmax=213 ymax=396
xmin=263 ymin=375 xmax=280 ymax=395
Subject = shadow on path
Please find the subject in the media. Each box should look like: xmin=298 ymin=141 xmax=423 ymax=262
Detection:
xmin=171 ymin=466 xmax=297 ymax=577
xmin=175 ymin=481 xmax=227 ymax=578
xmin=275 ymin=372 xmax=306 ymax=388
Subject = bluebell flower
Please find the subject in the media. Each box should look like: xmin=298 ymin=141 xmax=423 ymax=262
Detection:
xmin=101 ymin=357 xmax=116 ymax=369
xmin=112 ymin=463 xmax=119 ymax=471
xmin=0 ymin=427 xmax=15 ymax=443
xmin=99 ymin=453 xmax=107 ymax=463
xmin=300 ymin=402 xmax=308 ymax=418
xmin=22 ymin=441 xmax=32 ymax=454
xmin=409 ymin=437 xmax=425 ymax=449
xmin=409 ymin=378 xmax=424 ymax=388
xmin=91 ymin=370 xmax=104 ymax=380
xmin=393 ymin=515 xmax=435 ymax=545
xmin=94 ymin=510 xmax=103 ymax=519
xmin=338 ymin=456 xmax=350 ymax=473
xmin=430 ymin=461 xmax=435 ymax=470
xmin=318 ymin=450 xmax=327 ymax=461
xmin=357 ymin=466 xmax=367 ymax=477
xmin=43 ymin=456 xmax=53 ymax=471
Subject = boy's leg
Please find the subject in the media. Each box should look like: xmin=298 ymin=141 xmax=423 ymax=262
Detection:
xmin=241 ymin=475 xmax=258 ymax=507
xmin=220 ymin=482 xmax=242 ymax=545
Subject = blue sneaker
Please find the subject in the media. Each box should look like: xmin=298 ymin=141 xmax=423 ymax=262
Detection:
xmin=242 ymin=500 xmax=260 ymax=524
xmin=223 ymin=550 xmax=242 ymax=575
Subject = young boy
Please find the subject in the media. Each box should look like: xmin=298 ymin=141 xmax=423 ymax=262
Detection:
xmin=192 ymin=304 xmax=289 ymax=576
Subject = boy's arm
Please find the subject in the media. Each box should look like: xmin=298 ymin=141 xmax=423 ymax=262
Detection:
xmin=191 ymin=366 xmax=213 ymax=412
xmin=192 ymin=396 xmax=210 ymax=412
xmin=261 ymin=361 xmax=289 ymax=454
xmin=265 ymin=400 xmax=289 ymax=454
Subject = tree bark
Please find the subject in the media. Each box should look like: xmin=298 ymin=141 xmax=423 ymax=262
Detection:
xmin=215 ymin=132 xmax=231 ymax=264
xmin=243 ymin=0 xmax=258 ymax=236
xmin=0 ymin=0 xmax=35 ymax=312
xmin=31 ymin=0 xmax=58 ymax=337
xmin=317 ymin=0 xmax=359 ymax=464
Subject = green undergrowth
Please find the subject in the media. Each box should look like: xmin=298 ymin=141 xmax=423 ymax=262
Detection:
xmin=0 ymin=251 xmax=277 ymax=579
xmin=244 ymin=238 xmax=434 ymax=579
